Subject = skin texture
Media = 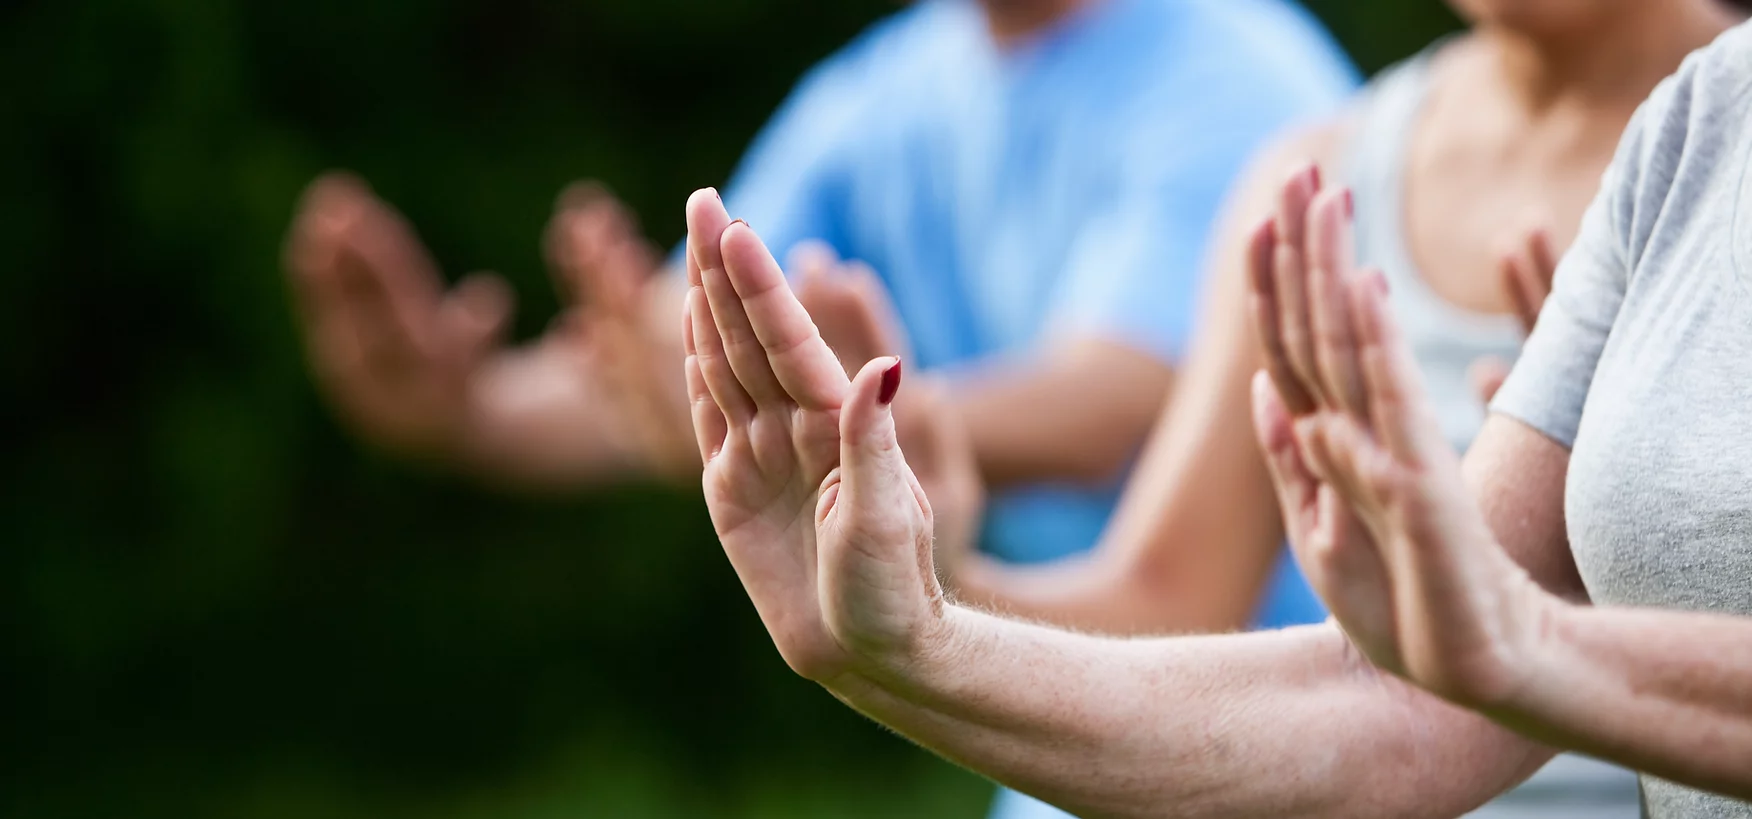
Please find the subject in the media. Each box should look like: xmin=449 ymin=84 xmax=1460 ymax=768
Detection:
xmin=688 ymin=185 xmax=1566 ymax=818
xmin=939 ymin=0 xmax=1741 ymax=636
xmin=1250 ymin=166 xmax=1752 ymax=800
xmin=692 ymin=162 xmax=1752 ymax=815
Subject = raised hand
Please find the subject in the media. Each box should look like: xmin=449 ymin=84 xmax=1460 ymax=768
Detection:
xmin=1248 ymin=165 xmax=1549 ymax=706
xmin=546 ymin=182 xmax=696 ymax=482
xmin=286 ymin=173 xmax=517 ymax=466
xmin=1469 ymin=229 xmax=1560 ymax=403
xmin=683 ymin=189 xmax=947 ymax=682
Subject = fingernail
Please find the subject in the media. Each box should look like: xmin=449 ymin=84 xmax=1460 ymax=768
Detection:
xmin=878 ymin=359 xmax=903 ymax=405
xmin=1343 ymin=188 xmax=1354 ymax=219
xmin=1307 ymin=163 xmax=1322 ymax=189
xmin=708 ymin=187 xmax=720 ymax=201
xmin=729 ymin=218 xmax=748 ymax=230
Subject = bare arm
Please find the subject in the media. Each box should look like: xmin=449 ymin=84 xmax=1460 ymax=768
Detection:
xmin=951 ymin=127 xmax=1345 ymax=633
xmin=953 ymin=338 xmax=1171 ymax=488
xmin=684 ymin=188 xmax=1569 ymax=819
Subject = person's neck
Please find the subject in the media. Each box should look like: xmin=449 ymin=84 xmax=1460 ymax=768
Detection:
xmin=1484 ymin=1 xmax=1740 ymax=115
xmin=978 ymin=0 xmax=1097 ymax=46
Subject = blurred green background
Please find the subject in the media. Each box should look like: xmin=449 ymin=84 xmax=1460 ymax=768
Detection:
xmin=2 ymin=1 xmax=1460 ymax=816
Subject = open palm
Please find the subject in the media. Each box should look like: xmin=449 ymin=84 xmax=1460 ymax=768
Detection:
xmin=682 ymin=191 xmax=944 ymax=684
xmin=1248 ymin=166 xmax=1542 ymax=705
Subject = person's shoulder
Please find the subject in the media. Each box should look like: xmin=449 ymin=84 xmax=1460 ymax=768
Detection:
xmin=1615 ymin=20 xmax=1752 ymax=188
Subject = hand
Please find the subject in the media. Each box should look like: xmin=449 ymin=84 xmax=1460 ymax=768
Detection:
xmin=1247 ymin=164 xmax=1552 ymax=707
xmin=546 ymin=182 xmax=697 ymax=482
xmin=683 ymin=190 xmax=947 ymax=683
xmin=794 ymin=249 xmax=984 ymax=570
xmin=1469 ymin=229 xmax=1559 ymax=403
xmin=285 ymin=173 xmax=519 ymax=467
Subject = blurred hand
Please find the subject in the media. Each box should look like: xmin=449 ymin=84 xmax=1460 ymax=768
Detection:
xmin=1248 ymin=165 xmax=1547 ymax=706
xmin=285 ymin=174 xmax=519 ymax=468
xmin=684 ymin=190 xmax=946 ymax=682
xmin=794 ymin=248 xmax=984 ymax=568
xmin=1469 ymin=229 xmax=1558 ymax=404
xmin=546 ymin=182 xmax=697 ymax=483
xmin=285 ymin=173 xmax=702 ymax=486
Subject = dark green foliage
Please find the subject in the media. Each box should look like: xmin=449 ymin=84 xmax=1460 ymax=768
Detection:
xmin=0 ymin=2 xmax=1458 ymax=816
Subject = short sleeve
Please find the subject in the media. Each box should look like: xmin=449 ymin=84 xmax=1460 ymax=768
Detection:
xmin=1490 ymin=67 xmax=1680 ymax=448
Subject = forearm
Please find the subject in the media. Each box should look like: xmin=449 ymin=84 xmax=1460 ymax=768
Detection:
xmin=1497 ymin=598 xmax=1752 ymax=798
xmin=954 ymin=339 xmax=1171 ymax=488
xmin=952 ymin=551 xmax=1256 ymax=635
xmin=827 ymin=609 xmax=1544 ymax=819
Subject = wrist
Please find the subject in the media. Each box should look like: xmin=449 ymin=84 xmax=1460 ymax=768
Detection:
xmin=1448 ymin=571 xmax=1571 ymax=712
xmin=830 ymin=601 xmax=973 ymax=700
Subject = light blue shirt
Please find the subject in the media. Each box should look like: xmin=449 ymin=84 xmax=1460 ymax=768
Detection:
xmin=715 ymin=2 xmax=1356 ymax=816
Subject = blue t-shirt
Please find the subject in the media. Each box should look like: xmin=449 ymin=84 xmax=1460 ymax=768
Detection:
xmin=718 ymin=0 xmax=1356 ymax=628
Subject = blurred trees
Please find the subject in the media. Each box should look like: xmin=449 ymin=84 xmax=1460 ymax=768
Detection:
xmin=1 ymin=1 xmax=1457 ymax=816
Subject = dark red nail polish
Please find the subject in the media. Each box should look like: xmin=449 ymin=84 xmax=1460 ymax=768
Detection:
xmin=1343 ymin=188 xmax=1354 ymax=219
xmin=878 ymin=359 xmax=903 ymax=405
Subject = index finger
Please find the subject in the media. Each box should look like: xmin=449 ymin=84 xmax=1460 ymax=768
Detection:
xmin=720 ymin=221 xmax=852 ymax=412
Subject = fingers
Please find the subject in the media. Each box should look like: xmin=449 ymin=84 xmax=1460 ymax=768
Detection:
xmin=796 ymin=258 xmax=908 ymax=377
xmin=687 ymin=277 xmax=755 ymax=427
xmin=684 ymin=298 xmax=729 ymax=463
xmin=1501 ymin=229 xmax=1557 ymax=335
xmin=719 ymin=220 xmax=854 ymax=412
xmin=839 ymin=356 xmax=931 ymax=538
xmin=1272 ymin=163 xmax=1324 ymax=405
xmin=546 ymin=181 xmax=658 ymax=316
xmin=686 ymin=191 xmax=793 ymax=407
xmin=438 ymin=272 xmax=514 ymax=363
xmin=1251 ymin=371 xmax=1320 ymax=543
xmin=1248 ymin=219 xmax=1317 ymax=415
xmin=1350 ymin=268 xmax=1444 ymax=467
xmin=1306 ymin=186 xmax=1367 ymax=414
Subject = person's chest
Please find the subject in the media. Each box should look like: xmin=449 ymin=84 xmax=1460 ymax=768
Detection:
xmin=838 ymin=66 xmax=1141 ymax=363
xmin=1565 ymin=181 xmax=1752 ymax=616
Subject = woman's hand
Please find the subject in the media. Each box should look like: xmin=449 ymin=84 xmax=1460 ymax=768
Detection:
xmin=1246 ymin=164 xmax=1558 ymax=707
xmin=683 ymin=190 xmax=948 ymax=683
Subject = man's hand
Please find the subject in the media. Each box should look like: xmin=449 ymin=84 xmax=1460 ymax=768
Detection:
xmin=1248 ymin=165 xmax=1554 ymax=707
xmin=546 ymin=182 xmax=697 ymax=483
xmin=285 ymin=173 xmax=518 ymax=467
xmin=1469 ymin=229 xmax=1559 ymax=404
xmin=684 ymin=189 xmax=947 ymax=682
xmin=285 ymin=173 xmax=702 ymax=487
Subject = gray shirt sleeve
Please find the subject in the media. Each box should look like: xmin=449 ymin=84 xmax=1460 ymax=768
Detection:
xmin=1488 ymin=75 xmax=1669 ymax=448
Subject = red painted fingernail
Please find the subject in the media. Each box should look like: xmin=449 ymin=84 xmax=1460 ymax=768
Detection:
xmin=1343 ymin=188 xmax=1354 ymax=219
xmin=878 ymin=359 xmax=903 ymax=405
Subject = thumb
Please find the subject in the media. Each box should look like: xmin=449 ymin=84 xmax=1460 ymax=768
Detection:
xmin=839 ymin=357 xmax=926 ymax=536
xmin=440 ymin=272 xmax=514 ymax=363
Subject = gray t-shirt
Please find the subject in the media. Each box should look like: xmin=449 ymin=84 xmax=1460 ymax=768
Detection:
xmin=1491 ymin=20 xmax=1752 ymax=819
